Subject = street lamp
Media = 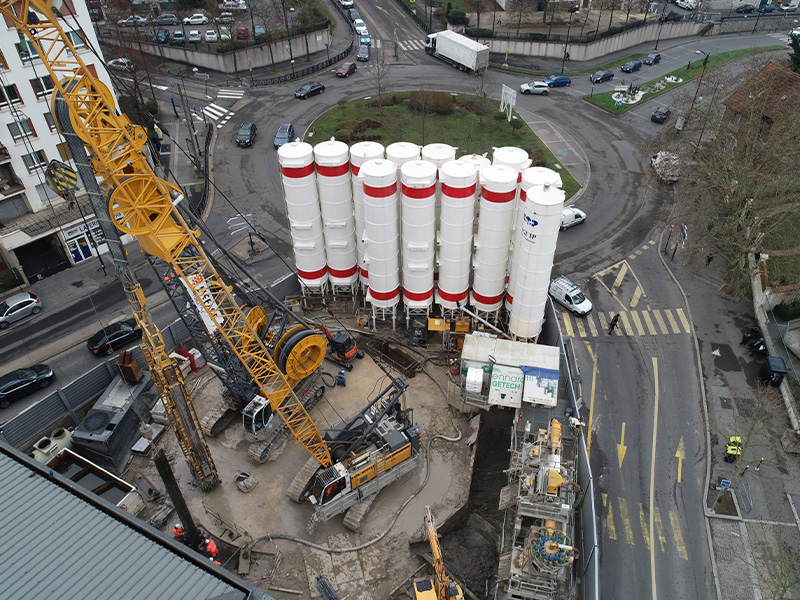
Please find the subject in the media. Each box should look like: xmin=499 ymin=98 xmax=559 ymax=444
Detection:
xmin=325 ymin=43 xmax=330 ymax=63
xmin=654 ymin=0 xmax=669 ymax=50
xmin=685 ymin=49 xmax=710 ymax=131
xmin=560 ymin=19 xmax=572 ymax=74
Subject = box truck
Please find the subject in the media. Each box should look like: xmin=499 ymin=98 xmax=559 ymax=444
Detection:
xmin=424 ymin=30 xmax=489 ymax=74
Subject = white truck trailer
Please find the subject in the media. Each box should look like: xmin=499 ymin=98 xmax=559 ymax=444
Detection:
xmin=424 ymin=30 xmax=489 ymax=74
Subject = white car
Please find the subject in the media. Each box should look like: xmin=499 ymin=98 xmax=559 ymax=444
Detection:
xmin=108 ymin=58 xmax=134 ymax=72
xmin=549 ymin=276 xmax=593 ymax=316
xmin=353 ymin=19 xmax=368 ymax=35
xmin=220 ymin=0 xmax=248 ymax=11
xmin=520 ymin=81 xmax=550 ymax=95
xmin=205 ymin=30 xmax=218 ymax=42
xmin=790 ymin=27 xmax=800 ymax=38
xmin=560 ymin=207 xmax=586 ymax=230
xmin=188 ymin=30 xmax=202 ymax=43
xmin=675 ymin=0 xmax=696 ymax=9
xmin=183 ymin=13 xmax=209 ymax=25
xmin=340 ymin=0 xmax=354 ymax=6
xmin=117 ymin=15 xmax=147 ymax=27
xmin=216 ymin=12 xmax=234 ymax=23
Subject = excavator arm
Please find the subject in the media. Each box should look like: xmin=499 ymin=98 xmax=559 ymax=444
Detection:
xmin=4 ymin=0 xmax=333 ymax=469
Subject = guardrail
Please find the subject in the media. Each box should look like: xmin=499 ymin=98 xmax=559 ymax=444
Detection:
xmin=251 ymin=37 xmax=354 ymax=86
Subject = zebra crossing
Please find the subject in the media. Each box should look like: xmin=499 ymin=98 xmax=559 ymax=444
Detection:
xmin=194 ymin=103 xmax=236 ymax=129
xmin=601 ymin=494 xmax=689 ymax=560
xmin=559 ymin=307 xmax=692 ymax=338
xmin=765 ymin=31 xmax=792 ymax=43
xmin=373 ymin=38 xmax=425 ymax=52
xmin=216 ymin=88 xmax=245 ymax=100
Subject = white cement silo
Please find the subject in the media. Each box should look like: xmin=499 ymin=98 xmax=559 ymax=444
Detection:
xmin=314 ymin=138 xmax=357 ymax=293
xmin=401 ymin=160 xmax=437 ymax=322
xmin=471 ymin=164 xmax=518 ymax=316
xmin=386 ymin=142 xmax=420 ymax=170
xmin=278 ymin=141 xmax=327 ymax=292
xmin=508 ymin=166 xmax=563 ymax=309
xmin=492 ymin=146 xmax=532 ymax=174
xmin=508 ymin=183 xmax=565 ymax=340
xmin=436 ymin=160 xmax=477 ymax=311
xmin=362 ymin=159 xmax=400 ymax=327
xmin=421 ymin=143 xmax=456 ymax=168
xmin=455 ymin=154 xmax=491 ymax=187
xmin=350 ymin=141 xmax=385 ymax=288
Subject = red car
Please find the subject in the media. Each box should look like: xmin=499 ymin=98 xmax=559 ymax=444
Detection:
xmin=336 ymin=61 xmax=357 ymax=77
xmin=235 ymin=26 xmax=248 ymax=40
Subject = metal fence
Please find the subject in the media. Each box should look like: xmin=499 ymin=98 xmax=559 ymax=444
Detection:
xmin=250 ymin=38 xmax=354 ymax=86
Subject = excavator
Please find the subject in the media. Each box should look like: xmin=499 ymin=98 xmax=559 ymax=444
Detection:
xmin=413 ymin=506 xmax=465 ymax=600
xmin=6 ymin=0 xmax=419 ymax=528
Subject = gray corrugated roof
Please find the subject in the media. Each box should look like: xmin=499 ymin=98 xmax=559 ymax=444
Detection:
xmin=0 ymin=450 xmax=248 ymax=600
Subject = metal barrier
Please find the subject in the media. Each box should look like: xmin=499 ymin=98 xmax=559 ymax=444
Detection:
xmin=251 ymin=37 xmax=354 ymax=86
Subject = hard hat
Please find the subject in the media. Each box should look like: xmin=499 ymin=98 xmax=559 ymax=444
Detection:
xmin=175 ymin=522 xmax=182 ymax=528
xmin=205 ymin=538 xmax=210 ymax=544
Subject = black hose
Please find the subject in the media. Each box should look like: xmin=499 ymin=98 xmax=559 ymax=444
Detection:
xmin=320 ymin=372 xmax=337 ymax=388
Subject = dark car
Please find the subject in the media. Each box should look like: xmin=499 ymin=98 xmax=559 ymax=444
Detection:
xmin=235 ymin=122 xmax=257 ymax=147
xmin=651 ymin=106 xmax=672 ymax=123
xmin=543 ymin=74 xmax=571 ymax=87
xmin=295 ymin=81 xmax=325 ymax=99
xmin=349 ymin=9 xmax=361 ymax=22
xmin=644 ymin=52 xmax=661 ymax=65
xmin=0 ymin=364 xmax=54 ymax=409
xmin=757 ymin=3 xmax=776 ymax=10
xmin=170 ymin=30 xmax=186 ymax=45
xmin=336 ymin=61 xmax=357 ymax=77
xmin=152 ymin=13 xmax=179 ymax=25
xmin=87 ymin=319 xmax=143 ymax=356
xmin=274 ymin=122 xmax=295 ymax=148
xmin=357 ymin=44 xmax=370 ymax=61
xmin=736 ymin=3 xmax=755 ymax=11
xmin=590 ymin=69 xmax=614 ymax=83
xmin=153 ymin=29 xmax=170 ymax=44
xmin=621 ymin=59 xmax=643 ymax=72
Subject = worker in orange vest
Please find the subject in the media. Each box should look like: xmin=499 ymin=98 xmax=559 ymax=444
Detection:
xmin=204 ymin=537 xmax=218 ymax=557
xmin=173 ymin=522 xmax=185 ymax=542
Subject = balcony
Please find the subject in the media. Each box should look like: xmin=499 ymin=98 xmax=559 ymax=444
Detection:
xmin=0 ymin=144 xmax=9 ymax=164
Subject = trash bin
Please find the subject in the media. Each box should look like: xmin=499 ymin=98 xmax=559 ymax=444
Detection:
xmin=760 ymin=356 xmax=787 ymax=387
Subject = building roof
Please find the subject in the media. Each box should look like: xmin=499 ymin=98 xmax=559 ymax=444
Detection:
xmin=0 ymin=443 xmax=255 ymax=600
xmin=723 ymin=62 xmax=800 ymax=121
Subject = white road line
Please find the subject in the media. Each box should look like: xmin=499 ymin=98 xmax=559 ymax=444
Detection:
xmin=217 ymin=89 xmax=244 ymax=99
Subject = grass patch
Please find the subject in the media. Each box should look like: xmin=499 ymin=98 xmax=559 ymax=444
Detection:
xmin=584 ymin=47 xmax=782 ymax=114
xmin=311 ymin=91 xmax=580 ymax=199
xmin=762 ymin=211 xmax=800 ymax=285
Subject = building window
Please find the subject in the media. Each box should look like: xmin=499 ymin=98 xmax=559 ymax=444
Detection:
xmin=15 ymin=40 xmax=39 ymax=63
xmin=44 ymin=112 xmax=57 ymax=132
xmin=7 ymin=118 xmax=35 ymax=140
xmin=22 ymin=149 xmax=47 ymax=172
xmin=56 ymin=142 xmax=73 ymax=162
xmin=66 ymin=30 xmax=85 ymax=49
xmin=0 ymin=50 xmax=8 ymax=69
xmin=0 ymin=84 xmax=22 ymax=109
xmin=30 ymin=75 xmax=54 ymax=100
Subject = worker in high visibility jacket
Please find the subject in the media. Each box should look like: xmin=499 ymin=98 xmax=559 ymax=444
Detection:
xmin=173 ymin=522 xmax=185 ymax=542
xmin=204 ymin=537 xmax=218 ymax=557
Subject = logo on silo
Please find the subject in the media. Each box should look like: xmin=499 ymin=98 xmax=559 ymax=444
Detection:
xmin=522 ymin=213 xmax=539 ymax=243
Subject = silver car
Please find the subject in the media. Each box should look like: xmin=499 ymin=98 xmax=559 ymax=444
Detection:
xmin=0 ymin=292 xmax=42 ymax=329
xmin=519 ymin=81 xmax=550 ymax=95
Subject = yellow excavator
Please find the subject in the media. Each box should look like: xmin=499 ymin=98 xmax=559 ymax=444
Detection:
xmin=413 ymin=506 xmax=465 ymax=600
xmin=5 ymin=0 xmax=419 ymax=527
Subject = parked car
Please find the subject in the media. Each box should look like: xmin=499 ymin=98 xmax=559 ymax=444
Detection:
xmin=353 ymin=19 xmax=368 ymax=34
xmin=360 ymin=34 xmax=372 ymax=46
xmin=205 ymin=30 xmax=218 ymax=42
xmin=153 ymin=29 xmax=170 ymax=44
xmin=295 ymin=81 xmax=325 ymax=99
xmin=0 ymin=292 xmax=42 ymax=329
xmin=549 ymin=276 xmax=593 ymax=315
xmin=171 ymin=30 xmax=186 ymax=45
xmin=337 ymin=61 xmax=357 ymax=77
xmin=219 ymin=27 xmax=232 ymax=41
xmin=779 ymin=3 xmax=797 ymax=11
xmin=621 ymin=59 xmax=642 ymax=72
xmin=589 ymin=69 xmax=614 ymax=83
xmin=152 ymin=13 xmax=179 ymax=25
xmin=643 ymin=52 xmax=661 ymax=65
xmin=183 ymin=13 xmax=209 ymax=25
xmin=520 ymin=81 xmax=550 ymax=95
xmin=216 ymin=12 xmax=234 ymax=23
xmin=254 ymin=25 xmax=267 ymax=41
xmin=357 ymin=44 xmax=370 ymax=61
xmin=188 ymin=30 xmax=202 ymax=43
xmin=273 ymin=123 xmax=295 ymax=148
xmin=0 ymin=364 xmax=55 ymax=409
xmin=675 ymin=0 xmax=696 ymax=8
xmin=340 ymin=0 xmax=354 ymax=7
xmin=349 ymin=9 xmax=361 ymax=22
xmin=235 ymin=122 xmax=257 ymax=147
xmin=735 ymin=3 xmax=755 ymax=11
xmin=543 ymin=74 xmax=571 ymax=87
xmin=757 ymin=3 xmax=776 ymax=11
xmin=651 ymin=106 xmax=672 ymax=123
xmin=117 ymin=15 xmax=147 ymax=27
xmin=108 ymin=58 xmax=134 ymax=72
xmin=220 ymin=0 xmax=248 ymax=10
xmin=791 ymin=27 xmax=800 ymax=37
xmin=560 ymin=207 xmax=587 ymax=230
xmin=236 ymin=26 xmax=249 ymax=39
xmin=87 ymin=319 xmax=143 ymax=355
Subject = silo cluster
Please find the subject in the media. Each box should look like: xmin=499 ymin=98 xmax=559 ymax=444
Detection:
xmin=278 ymin=138 xmax=568 ymax=337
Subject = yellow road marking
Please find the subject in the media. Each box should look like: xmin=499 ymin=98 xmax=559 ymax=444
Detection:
xmin=630 ymin=311 xmax=646 ymax=336
xmin=619 ymin=312 xmax=632 ymax=336
xmin=648 ymin=239 xmax=656 ymax=244
xmin=617 ymin=422 xmax=627 ymax=468
xmin=634 ymin=250 xmax=643 ymax=255
xmin=676 ymin=308 xmax=691 ymax=333
xmin=654 ymin=507 xmax=667 ymax=552
xmin=628 ymin=254 xmax=637 ymax=259
xmin=598 ymin=311 xmax=609 ymax=333
xmin=652 ymin=310 xmax=670 ymax=334
xmin=664 ymin=309 xmax=681 ymax=334
xmin=587 ymin=316 xmax=598 ymax=337
xmin=649 ymin=357 xmax=660 ymax=600
xmin=584 ymin=342 xmax=598 ymax=461
xmin=612 ymin=263 xmax=629 ymax=290
xmin=575 ymin=318 xmax=587 ymax=337
xmin=602 ymin=493 xmax=617 ymax=540
xmin=669 ymin=511 xmax=689 ymax=560
xmin=619 ymin=497 xmax=635 ymax=545
xmin=643 ymin=311 xmax=658 ymax=335
xmin=675 ymin=437 xmax=685 ymax=483
xmin=640 ymin=504 xmax=651 ymax=549
xmin=630 ymin=285 xmax=643 ymax=308
xmin=562 ymin=312 xmax=574 ymax=337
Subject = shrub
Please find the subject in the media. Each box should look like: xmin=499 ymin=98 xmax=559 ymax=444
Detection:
xmin=510 ymin=119 xmax=523 ymax=131
xmin=493 ymin=111 xmax=507 ymax=121
xmin=145 ymin=99 xmax=159 ymax=116
xmin=409 ymin=91 xmax=454 ymax=114
xmin=447 ymin=10 xmax=469 ymax=25
xmin=351 ymin=119 xmax=382 ymax=138
xmin=336 ymin=131 xmax=351 ymax=143
xmin=774 ymin=300 xmax=800 ymax=321
xmin=530 ymin=149 xmax=547 ymax=167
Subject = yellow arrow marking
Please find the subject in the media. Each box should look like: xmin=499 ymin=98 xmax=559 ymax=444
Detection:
xmin=675 ymin=436 xmax=685 ymax=483
xmin=617 ymin=422 xmax=627 ymax=468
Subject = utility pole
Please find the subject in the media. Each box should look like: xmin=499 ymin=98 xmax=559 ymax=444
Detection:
xmin=176 ymin=77 xmax=202 ymax=169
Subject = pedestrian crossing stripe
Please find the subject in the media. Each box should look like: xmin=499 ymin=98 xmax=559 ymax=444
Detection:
xmin=559 ymin=308 xmax=691 ymax=337
xmin=217 ymin=88 xmax=244 ymax=99
xmin=602 ymin=495 xmax=688 ymax=560
xmin=397 ymin=39 xmax=425 ymax=51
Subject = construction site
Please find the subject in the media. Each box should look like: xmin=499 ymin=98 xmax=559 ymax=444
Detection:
xmin=0 ymin=2 xmax=590 ymax=599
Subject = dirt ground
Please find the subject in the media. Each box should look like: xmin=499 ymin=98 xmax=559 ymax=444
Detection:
xmin=131 ymin=332 xmax=511 ymax=599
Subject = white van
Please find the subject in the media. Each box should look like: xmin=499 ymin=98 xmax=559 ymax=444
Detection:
xmin=549 ymin=277 xmax=593 ymax=315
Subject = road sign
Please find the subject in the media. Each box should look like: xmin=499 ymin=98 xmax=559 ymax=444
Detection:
xmin=44 ymin=159 xmax=78 ymax=193
xmin=194 ymin=72 xmax=210 ymax=81
xmin=670 ymin=223 xmax=676 ymax=230
xmin=720 ymin=479 xmax=731 ymax=488
xmin=616 ymin=100 xmax=622 ymax=106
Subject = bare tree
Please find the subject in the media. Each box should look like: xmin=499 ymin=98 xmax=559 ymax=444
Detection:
xmin=369 ymin=48 xmax=391 ymax=110
xmin=506 ymin=0 xmax=537 ymax=36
